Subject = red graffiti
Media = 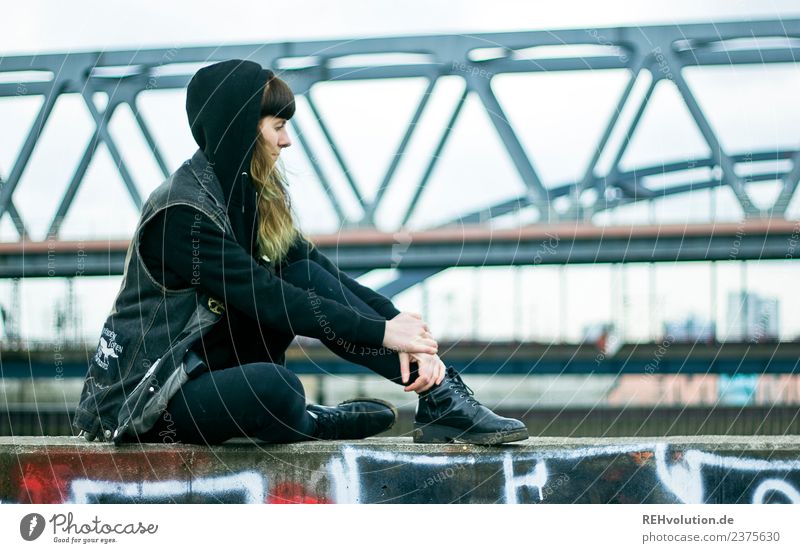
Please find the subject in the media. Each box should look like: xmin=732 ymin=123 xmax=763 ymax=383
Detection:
xmin=18 ymin=462 xmax=72 ymax=503
xmin=268 ymin=482 xmax=330 ymax=504
xmin=630 ymin=451 xmax=655 ymax=466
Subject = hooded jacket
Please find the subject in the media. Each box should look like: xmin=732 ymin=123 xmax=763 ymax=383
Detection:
xmin=185 ymin=59 xmax=266 ymax=257
xmin=73 ymin=59 xmax=392 ymax=444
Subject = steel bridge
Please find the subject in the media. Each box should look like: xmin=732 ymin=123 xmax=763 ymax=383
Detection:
xmin=1 ymin=339 xmax=797 ymax=378
xmin=1 ymin=19 xmax=799 ymax=306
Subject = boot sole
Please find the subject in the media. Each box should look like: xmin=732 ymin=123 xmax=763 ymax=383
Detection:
xmin=412 ymin=423 xmax=529 ymax=445
xmin=340 ymin=397 xmax=398 ymax=432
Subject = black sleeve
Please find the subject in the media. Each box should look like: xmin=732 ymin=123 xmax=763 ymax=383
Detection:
xmin=283 ymin=236 xmax=401 ymax=320
xmin=140 ymin=205 xmax=388 ymax=347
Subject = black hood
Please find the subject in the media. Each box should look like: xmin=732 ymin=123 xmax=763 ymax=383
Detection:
xmin=186 ymin=59 xmax=273 ymax=257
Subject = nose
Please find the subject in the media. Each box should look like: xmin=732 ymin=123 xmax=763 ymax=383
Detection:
xmin=279 ymin=129 xmax=292 ymax=149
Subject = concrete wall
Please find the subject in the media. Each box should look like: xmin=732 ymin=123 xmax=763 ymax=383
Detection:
xmin=2 ymin=436 xmax=800 ymax=504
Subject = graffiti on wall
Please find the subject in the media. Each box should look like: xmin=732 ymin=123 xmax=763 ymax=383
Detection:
xmin=68 ymin=472 xmax=266 ymax=503
xmin=327 ymin=443 xmax=800 ymax=503
xmin=3 ymin=441 xmax=800 ymax=504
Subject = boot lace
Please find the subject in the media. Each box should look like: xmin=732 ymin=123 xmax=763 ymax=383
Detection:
xmin=310 ymin=407 xmax=343 ymax=439
xmin=446 ymin=367 xmax=481 ymax=408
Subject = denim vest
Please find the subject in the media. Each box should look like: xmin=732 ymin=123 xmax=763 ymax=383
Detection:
xmin=72 ymin=149 xmax=238 ymax=445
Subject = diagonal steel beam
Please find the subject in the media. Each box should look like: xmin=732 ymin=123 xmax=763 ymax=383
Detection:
xmin=365 ymin=76 xmax=437 ymax=225
xmin=5 ymin=201 xmax=29 ymax=239
xmin=439 ymin=195 xmax=534 ymax=226
xmin=772 ymin=149 xmax=800 ymax=216
xmin=80 ymin=92 xmax=143 ymax=209
xmin=0 ymin=82 xmax=61 ymax=223
xmin=375 ymin=268 xmax=442 ymax=298
xmin=468 ymin=74 xmax=553 ymax=220
xmin=571 ymin=57 xmax=645 ymax=218
xmin=664 ymin=49 xmax=761 ymax=217
xmin=47 ymin=100 xmax=124 ymax=237
xmin=0 ymin=177 xmax=29 ymax=238
xmin=288 ymin=115 xmax=349 ymax=225
xmin=401 ymin=87 xmax=469 ymax=227
xmin=132 ymin=94 xmax=171 ymax=178
xmin=305 ymin=91 xmax=366 ymax=214
xmin=600 ymin=75 xmax=658 ymax=202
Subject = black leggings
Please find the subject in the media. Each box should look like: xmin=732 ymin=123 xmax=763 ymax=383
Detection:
xmin=135 ymin=259 xmax=420 ymax=445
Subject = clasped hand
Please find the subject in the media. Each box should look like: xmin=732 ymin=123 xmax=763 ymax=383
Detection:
xmin=382 ymin=311 xmax=445 ymax=393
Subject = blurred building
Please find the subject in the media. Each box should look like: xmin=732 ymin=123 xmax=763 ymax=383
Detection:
xmin=725 ymin=291 xmax=780 ymax=342
xmin=663 ymin=315 xmax=715 ymax=343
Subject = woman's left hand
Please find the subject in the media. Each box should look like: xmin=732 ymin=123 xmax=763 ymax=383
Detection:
xmin=398 ymin=350 xmax=446 ymax=393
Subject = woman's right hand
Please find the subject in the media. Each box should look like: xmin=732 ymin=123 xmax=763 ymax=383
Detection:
xmin=382 ymin=312 xmax=438 ymax=355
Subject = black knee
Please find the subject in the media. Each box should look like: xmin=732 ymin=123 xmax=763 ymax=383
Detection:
xmin=239 ymin=362 xmax=307 ymax=421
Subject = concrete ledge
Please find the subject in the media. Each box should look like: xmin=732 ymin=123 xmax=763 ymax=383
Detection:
xmin=2 ymin=436 xmax=800 ymax=504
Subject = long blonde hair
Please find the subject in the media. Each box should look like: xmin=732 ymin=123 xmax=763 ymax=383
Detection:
xmin=249 ymin=74 xmax=314 ymax=266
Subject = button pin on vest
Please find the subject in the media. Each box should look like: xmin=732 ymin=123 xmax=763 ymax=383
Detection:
xmin=208 ymin=297 xmax=225 ymax=314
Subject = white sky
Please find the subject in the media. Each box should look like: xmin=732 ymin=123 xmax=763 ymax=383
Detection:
xmin=1 ymin=0 xmax=799 ymax=343
xmin=3 ymin=0 xmax=800 ymax=54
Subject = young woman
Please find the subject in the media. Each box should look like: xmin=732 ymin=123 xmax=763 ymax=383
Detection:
xmin=73 ymin=59 xmax=528 ymax=446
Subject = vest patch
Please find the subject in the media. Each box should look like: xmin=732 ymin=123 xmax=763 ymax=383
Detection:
xmin=93 ymin=326 xmax=125 ymax=370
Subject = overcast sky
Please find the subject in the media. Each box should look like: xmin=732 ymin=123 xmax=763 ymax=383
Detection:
xmin=3 ymin=0 xmax=800 ymax=54
xmin=1 ymin=0 xmax=799 ymax=344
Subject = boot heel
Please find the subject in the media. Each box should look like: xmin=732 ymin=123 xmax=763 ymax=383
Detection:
xmin=412 ymin=423 xmax=459 ymax=443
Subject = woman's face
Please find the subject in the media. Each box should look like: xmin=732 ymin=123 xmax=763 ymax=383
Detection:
xmin=258 ymin=115 xmax=292 ymax=159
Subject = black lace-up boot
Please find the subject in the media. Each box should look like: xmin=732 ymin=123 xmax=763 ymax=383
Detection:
xmin=413 ymin=366 xmax=528 ymax=445
xmin=307 ymin=398 xmax=397 ymax=440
